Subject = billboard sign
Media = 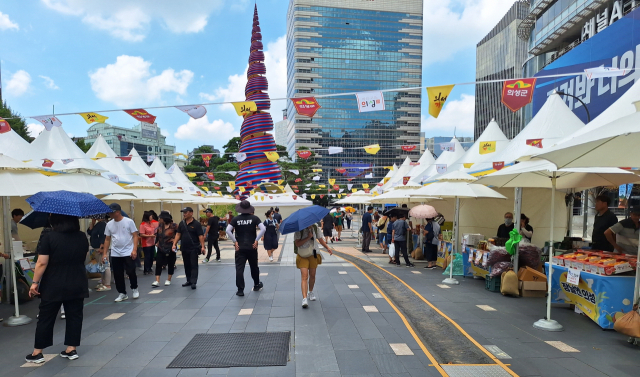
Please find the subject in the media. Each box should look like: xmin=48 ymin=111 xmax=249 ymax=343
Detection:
xmin=532 ymin=7 xmax=640 ymax=123
xmin=141 ymin=123 xmax=158 ymax=139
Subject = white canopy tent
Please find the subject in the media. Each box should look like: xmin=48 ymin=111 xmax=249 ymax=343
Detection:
xmin=86 ymin=135 xmax=143 ymax=184
xmin=408 ymin=138 xmax=465 ymax=186
xmin=405 ymin=151 xmax=436 ymax=184
xmin=49 ymin=173 xmax=132 ymax=196
xmin=379 ymin=157 xmax=413 ymax=192
xmin=149 ymin=158 xmax=178 ymax=188
xmin=378 ymin=164 xmax=398 ymax=185
xmin=28 ymin=126 xmax=106 ymax=174
xmin=0 ymin=128 xmax=32 ymax=161
xmin=164 ymin=162 xmax=206 ymax=196
xmin=247 ymin=192 xmax=312 ymax=218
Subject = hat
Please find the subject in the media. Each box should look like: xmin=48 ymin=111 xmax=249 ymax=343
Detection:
xmin=180 ymin=206 xmax=194 ymax=213
xmin=109 ymin=203 xmax=122 ymax=212
xmin=204 ymin=208 xmax=213 ymax=213
xmin=235 ymin=200 xmax=255 ymax=214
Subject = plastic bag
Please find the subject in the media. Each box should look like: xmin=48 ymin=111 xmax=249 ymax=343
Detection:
xmin=490 ymin=261 xmax=513 ymax=277
xmin=388 ymin=243 xmax=395 ymax=258
xmin=614 ymin=310 xmax=640 ymax=338
xmin=487 ymin=245 xmax=511 ymax=267
xmin=518 ymin=244 xmax=542 ymax=269
xmin=443 ymin=253 xmax=464 ymax=276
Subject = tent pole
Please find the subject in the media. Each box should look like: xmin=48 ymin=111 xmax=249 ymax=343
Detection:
xmin=513 ymin=187 xmax=523 ymax=272
xmin=443 ymin=196 xmax=460 ymax=285
xmin=582 ymin=190 xmax=588 ymax=238
xmin=534 ymin=172 xmax=563 ymax=331
xmin=2 ymin=196 xmax=32 ymax=326
xmin=1 ymin=196 xmax=10 ymax=305
xmin=566 ymin=190 xmax=574 ymax=237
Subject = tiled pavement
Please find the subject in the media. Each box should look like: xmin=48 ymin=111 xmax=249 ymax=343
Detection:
xmin=0 ymin=233 xmax=441 ymax=377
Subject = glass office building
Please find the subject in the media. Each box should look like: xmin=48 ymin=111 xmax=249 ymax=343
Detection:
xmin=286 ymin=0 xmax=423 ymax=183
xmin=474 ymin=1 xmax=529 ymax=139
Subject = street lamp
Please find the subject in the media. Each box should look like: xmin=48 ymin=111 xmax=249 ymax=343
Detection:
xmin=555 ymin=91 xmax=591 ymax=122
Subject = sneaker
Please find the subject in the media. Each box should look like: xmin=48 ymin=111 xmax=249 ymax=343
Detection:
xmin=308 ymin=291 xmax=317 ymax=301
xmin=302 ymin=298 xmax=308 ymax=308
xmin=152 ymin=281 xmax=159 ymax=287
xmin=202 ymin=258 xmax=209 ymax=264
xmin=253 ymin=282 xmax=264 ymax=291
xmin=165 ymin=280 xmax=171 ymax=286
xmin=25 ymin=353 xmax=45 ymax=364
xmin=132 ymin=289 xmax=140 ymax=299
xmin=269 ymin=256 xmax=273 ymax=262
xmin=330 ymin=238 xmax=334 ymax=243
xmin=236 ymin=290 xmax=244 ymax=297
xmin=406 ymin=263 xmax=415 ymax=268
xmin=216 ymin=258 xmax=221 ymax=262
xmin=114 ymin=293 xmax=128 ymax=302
xmin=424 ymin=265 xmax=436 ymax=269
xmin=182 ymin=282 xmax=192 ymax=287
xmin=60 ymin=350 xmax=79 ymax=360
xmin=191 ymin=284 xmax=197 ymax=290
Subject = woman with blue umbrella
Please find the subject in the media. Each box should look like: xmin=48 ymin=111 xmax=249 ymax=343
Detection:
xmin=280 ymin=206 xmax=335 ymax=309
xmin=24 ymin=191 xmax=112 ymax=364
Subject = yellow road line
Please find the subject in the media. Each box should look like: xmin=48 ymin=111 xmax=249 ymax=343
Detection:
xmin=342 ymin=250 xmax=520 ymax=377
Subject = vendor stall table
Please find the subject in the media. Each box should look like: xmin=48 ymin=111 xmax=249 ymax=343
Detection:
xmin=546 ymin=262 xmax=636 ymax=329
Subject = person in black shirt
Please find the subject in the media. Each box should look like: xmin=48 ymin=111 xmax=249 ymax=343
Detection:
xmin=592 ymin=195 xmax=618 ymax=251
xmin=27 ymin=214 xmax=89 ymax=363
xmin=226 ymin=201 xmax=266 ymax=296
xmin=321 ymin=212 xmax=335 ymax=244
xmin=273 ymin=207 xmax=283 ymax=225
xmin=497 ymin=212 xmax=514 ymax=239
xmin=173 ymin=207 xmax=205 ymax=289
xmin=203 ymin=209 xmax=221 ymax=263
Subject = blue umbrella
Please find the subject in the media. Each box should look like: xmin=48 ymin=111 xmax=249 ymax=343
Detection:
xmin=26 ymin=190 xmax=113 ymax=218
xmin=279 ymin=205 xmax=330 ymax=235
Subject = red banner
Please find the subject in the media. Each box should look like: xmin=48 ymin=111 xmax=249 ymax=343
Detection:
xmin=292 ymin=97 xmax=321 ymax=117
xmin=364 ymin=188 xmax=370 ymax=193
xmin=117 ymin=156 xmax=132 ymax=161
xmin=295 ymin=178 xmax=303 ymax=182
xmin=0 ymin=118 xmax=11 ymax=134
xmin=377 ymin=183 xmax=383 ymax=186
xmin=291 ymin=185 xmax=298 ymax=189
xmin=526 ymin=139 xmax=543 ymax=148
xmin=333 ymin=185 xmax=340 ymax=191
xmin=294 ymin=190 xmax=299 ymax=193
xmin=206 ymin=173 xmax=215 ymax=180
xmin=297 ymin=150 xmax=312 ymax=159
xmin=320 ymin=194 xmax=324 ymax=199
xmin=42 ymin=159 xmax=54 ymax=168
xmin=153 ymin=182 xmax=161 ymax=187
xmin=196 ymin=181 xmax=204 ymax=186
xmin=336 ymin=168 xmax=346 ymax=174
xmin=493 ymin=161 xmax=505 ymax=171
xmin=202 ymin=154 xmax=213 ymax=167
xmin=401 ymin=145 xmax=416 ymax=152
xmin=124 ymin=109 xmax=156 ymax=124
xmin=347 ymin=178 xmax=354 ymax=182
xmin=214 ymin=186 xmax=220 ymax=190
xmin=145 ymin=173 xmax=155 ymax=178
xmin=403 ymin=176 xmax=410 ymax=185
xmin=501 ymin=78 xmax=536 ymax=112
xmin=292 ymin=195 xmax=298 ymax=200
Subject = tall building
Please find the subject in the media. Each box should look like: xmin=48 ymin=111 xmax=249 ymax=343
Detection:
xmin=274 ymin=109 xmax=288 ymax=147
xmin=474 ymin=1 xmax=529 ymax=139
xmin=286 ymin=0 xmax=423 ymax=183
xmin=519 ymin=0 xmax=640 ymax=123
xmin=84 ymin=122 xmax=175 ymax=166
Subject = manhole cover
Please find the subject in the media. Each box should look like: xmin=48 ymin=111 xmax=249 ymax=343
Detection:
xmin=168 ymin=332 xmax=290 ymax=368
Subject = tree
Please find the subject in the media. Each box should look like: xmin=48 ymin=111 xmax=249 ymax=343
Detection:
xmin=276 ymin=144 xmax=287 ymax=152
xmin=75 ymin=139 xmax=92 ymax=153
xmin=223 ymin=137 xmax=242 ymax=161
xmin=0 ymin=101 xmax=33 ymax=142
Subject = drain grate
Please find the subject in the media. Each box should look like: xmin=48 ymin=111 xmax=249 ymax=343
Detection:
xmin=168 ymin=332 xmax=290 ymax=368
xmin=441 ymin=365 xmax=513 ymax=377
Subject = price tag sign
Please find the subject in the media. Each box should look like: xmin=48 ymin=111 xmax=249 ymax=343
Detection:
xmin=567 ymin=268 xmax=581 ymax=285
xmin=356 ymin=91 xmax=385 ymax=112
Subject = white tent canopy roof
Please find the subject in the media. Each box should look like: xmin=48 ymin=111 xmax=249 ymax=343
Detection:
xmin=380 ymin=157 xmax=413 ymax=191
xmin=413 ymin=181 xmax=507 ymax=199
xmin=86 ymin=135 xmax=143 ymax=184
xmin=49 ymin=173 xmax=131 ymax=196
xmin=247 ymin=192 xmax=312 ymax=207
xmin=409 ymin=138 xmax=465 ymax=185
xmin=406 ymin=150 xmax=436 ymax=179
xmin=334 ymin=190 xmax=371 ymax=204
xmin=0 ymin=128 xmax=32 ymax=161
xmin=378 ymin=164 xmax=398 ymax=185
xmin=0 ymin=170 xmax=73 ymax=196
xmin=28 ymin=126 xmax=107 ymax=174
xmin=125 ymin=148 xmax=154 ymax=176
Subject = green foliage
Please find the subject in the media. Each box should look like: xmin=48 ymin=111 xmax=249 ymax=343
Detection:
xmin=75 ymin=139 xmax=92 ymax=153
xmin=0 ymin=101 xmax=33 ymax=142
xmin=276 ymin=144 xmax=287 ymax=152
xmin=223 ymin=137 xmax=242 ymax=161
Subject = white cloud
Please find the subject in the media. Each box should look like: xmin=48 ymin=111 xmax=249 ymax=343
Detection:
xmin=422 ymin=0 xmax=516 ymax=65
xmin=27 ymin=123 xmax=45 ymax=137
xmin=0 ymin=11 xmax=19 ymax=30
xmin=39 ymin=75 xmax=59 ymax=89
xmin=421 ymin=94 xmax=475 ymax=136
xmin=89 ymin=55 xmax=193 ymax=107
xmin=6 ymin=70 xmax=31 ymax=97
xmin=41 ymin=0 xmax=228 ymax=41
xmin=200 ymin=35 xmax=287 ymax=110
xmin=174 ymin=115 xmax=238 ymax=141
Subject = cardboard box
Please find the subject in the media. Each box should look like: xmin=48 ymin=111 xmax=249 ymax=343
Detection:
xmin=519 ymin=281 xmax=547 ymax=298
xmin=518 ymin=266 xmax=547 ymax=282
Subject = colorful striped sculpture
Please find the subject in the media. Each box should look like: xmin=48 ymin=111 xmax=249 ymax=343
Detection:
xmin=234 ymin=5 xmax=282 ymax=197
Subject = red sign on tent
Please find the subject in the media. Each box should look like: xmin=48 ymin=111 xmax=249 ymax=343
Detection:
xmin=42 ymin=159 xmax=54 ymax=168
xmin=501 ymin=78 xmax=536 ymax=112
xmin=146 ymin=173 xmax=155 ymax=178
xmin=493 ymin=161 xmax=505 ymax=171
xmin=403 ymin=176 xmax=410 ymax=185
xmin=292 ymin=195 xmax=298 ymax=200
xmin=526 ymin=139 xmax=543 ymax=148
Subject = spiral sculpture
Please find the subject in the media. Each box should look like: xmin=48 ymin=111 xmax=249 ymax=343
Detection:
xmin=234 ymin=5 xmax=282 ymax=197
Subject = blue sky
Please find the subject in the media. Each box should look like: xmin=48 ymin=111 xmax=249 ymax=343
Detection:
xmin=0 ymin=0 xmax=516 ymax=154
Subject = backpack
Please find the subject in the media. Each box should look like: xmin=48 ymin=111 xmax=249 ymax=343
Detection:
xmin=294 ymin=225 xmax=318 ymax=255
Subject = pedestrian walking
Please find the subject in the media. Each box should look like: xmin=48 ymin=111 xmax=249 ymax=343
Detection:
xmin=226 ymin=200 xmax=266 ymax=297
xmin=391 ymin=213 xmax=414 ymax=267
xmin=103 ymin=203 xmax=139 ymax=302
xmin=173 ymin=207 xmax=205 ymax=289
xmin=203 ymin=209 xmax=221 ymax=263
xmin=263 ymin=209 xmax=279 ymax=262
xmin=423 ymin=217 xmax=440 ymax=269
xmin=294 ymin=224 xmax=333 ymax=308
xmin=345 ymin=211 xmax=352 ymax=229
xmin=377 ymin=215 xmax=389 ymax=254
xmin=87 ymin=215 xmax=110 ymax=292
xmin=361 ymin=206 xmax=374 ymax=253
xmin=26 ymin=214 xmax=89 ymax=363
xmin=140 ymin=211 xmax=159 ymax=275
xmin=153 ymin=212 xmax=178 ymax=286
xmin=333 ymin=210 xmax=344 ymax=241
xmin=273 ymin=207 xmax=283 ymax=225
xmin=386 ymin=215 xmax=396 ymax=264
xmin=321 ymin=211 xmax=334 ymax=244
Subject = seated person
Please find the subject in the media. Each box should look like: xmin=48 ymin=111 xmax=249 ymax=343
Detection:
xmin=605 ymin=208 xmax=640 ymax=255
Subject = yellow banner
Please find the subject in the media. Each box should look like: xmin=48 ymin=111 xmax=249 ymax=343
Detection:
xmin=364 ymin=144 xmax=380 ymax=155
xmin=338 ymin=194 xmax=342 ymax=198
xmin=261 ymin=196 xmax=264 ymax=201
xmin=352 ymin=188 xmax=357 ymax=193
xmin=479 ymin=141 xmax=497 ymax=155
xmin=79 ymin=112 xmax=109 ymax=124
xmin=217 ymin=191 xmax=222 ymax=195
xmin=228 ymin=181 xmax=236 ymax=190
xmin=463 ymin=163 xmax=474 ymax=168
xmin=319 ymin=185 xmax=326 ymax=188
xmin=383 ymin=166 xmax=393 ymax=170
xmin=383 ymin=177 xmax=390 ymax=184
xmin=362 ymin=184 xmax=369 ymax=189
xmin=239 ymin=186 xmax=245 ymax=193
xmin=232 ymin=101 xmax=257 ymax=116
xmin=311 ymin=194 xmax=316 ymax=199
xmin=426 ymin=84 xmax=455 ymax=118
xmin=265 ymin=152 xmax=279 ymax=162
xmin=277 ymin=180 xmax=284 ymax=185
xmin=92 ymin=152 xmax=107 ymax=160
xmin=312 ymin=169 xmax=322 ymax=172
xmin=202 ymin=187 xmax=209 ymax=191
xmin=186 ymin=173 xmax=196 ymax=178
xmin=328 ymin=179 xmax=335 ymax=185
xmin=278 ymin=185 xmax=285 ymax=190
xmin=173 ymin=152 xmax=188 ymax=159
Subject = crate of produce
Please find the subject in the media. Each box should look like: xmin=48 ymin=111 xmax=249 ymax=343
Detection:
xmin=485 ymin=274 xmax=501 ymax=292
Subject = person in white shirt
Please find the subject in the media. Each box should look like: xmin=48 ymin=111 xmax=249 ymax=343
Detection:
xmin=103 ymin=203 xmax=139 ymax=302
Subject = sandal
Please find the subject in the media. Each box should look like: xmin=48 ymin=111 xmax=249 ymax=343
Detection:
xmin=96 ymin=285 xmax=111 ymax=291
